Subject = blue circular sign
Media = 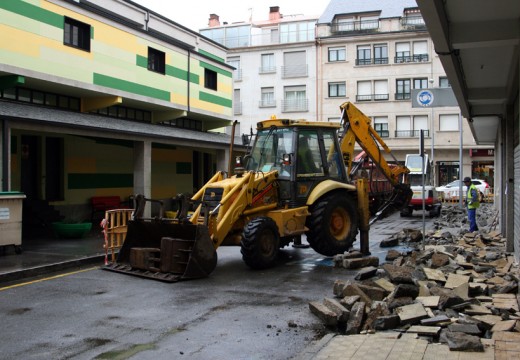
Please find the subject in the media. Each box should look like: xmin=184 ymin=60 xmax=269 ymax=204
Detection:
xmin=417 ymin=90 xmax=434 ymax=107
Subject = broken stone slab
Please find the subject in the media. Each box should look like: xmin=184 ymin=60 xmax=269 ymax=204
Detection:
xmin=382 ymin=264 xmax=414 ymax=284
xmin=390 ymin=284 xmax=419 ymax=299
xmin=363 ymin=302 xmax=390 ymax=331
xmin=374 ymin=278 xmax=395 ymax=293
xmin=385 ymin=249 xmax=401 ymax=261
xmin=357 ymin=284 xmax=387 ymax=301
xmin=492 ymin=293 xmax=520 ymax=312
xmin=396 ymin=302 xmax=428 ymax=325
xmin=341 ymin=283 xmax=372 ymax=305
xmin=380 ymin=237 xmax=399 ymax=248
xmin=444 ymin=331 xmax=484 ymax=352
xmin=465 ymin=304 xmax=492 ymax=315
xmin=431 ymin=253 xmax=450 ymax=268
xmin=309 ymin=301 xmax=338 ymax=326
xmin=340 ymin=295 xmax=360 ymax=310
xmin=342 ymin=256 xmax=379 ymax=269
xmin=346 ymin=301 xmax=366 ymax=335
xmin=448 ymin=323 xmax=481 ymax=335
xmin=373 ymin=314 xmax=400 ymax=331
xmin=444 ymin=274 xmax=470 ymax=289
xmin=416 ymin=296 xmax=440 ymax=308
xmin=420 ymin=314 xmax=450 ymax=326
xmin=429 ymin=286 xmax=465 ymax=310
xmin=333 ymin=280 xmax=348 ymax=297
xmin=423 ymin=267 xmax=447 ymax=282
xmin=491 ymin=319 xmax=516 ymax=333
xmin=323 ymin=297 xmax=350 ymax=322
xmin=354 ymin=266 xmax=378 ymax=281
xmin=407 ymin=325 xmax=441 ymax=336
xmin=472 ymin=314 xmax=503 ymax=327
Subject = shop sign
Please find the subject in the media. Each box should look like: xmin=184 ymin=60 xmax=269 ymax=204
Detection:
xmin=470 ymin=149 xmax=494 ymax=157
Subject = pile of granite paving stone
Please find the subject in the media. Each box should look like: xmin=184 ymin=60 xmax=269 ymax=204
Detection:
xmin=309 ymin=204 xmax=519 ymax=352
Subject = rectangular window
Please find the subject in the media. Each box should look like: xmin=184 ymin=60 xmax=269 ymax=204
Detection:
xmin=373 ymin=44 xmax=388 ymax=64
xmin=227 ymin=56 xmax=241 ymax=80
xmin=413 ymin=115 xmax=428 ymax=132
xmin=357 ymin=81 xmax=372 ymax=101
xmin=356 ymin=45 xmax=371 ymax=65
xmin=374 ymin=117 xmax=389 ymax=138
xmin=396 ymin=79 xmax=411 ymax=100
xmin=204 ymin=68 xmax=218 ymax=90
xmin=440 ymin=114 xmax=459 ymax=131
xmin=283 ymin=85 xmax=307 ymax=112
xmin=260 ymin=53 xmax=276 ymax=73
xmin=282 ymin=51 xmax=307 ymax=78
xmin=233 ymin=89 xmax=241 ymax=115
xmin=395 ymin=42 xmax=411 ymax=63
xmin=148 ymin=47 xmax=165 ymax=74
xmin=413 ymin=78 xmax=428 ymax=89
xmin=328 ymin=47 xmax=346 ymax=62
xmin=260 ymin=87 xmax=276 ymax=107
xmin=439 ymin=77 xmax=451 ymax=88
xmin=328 ymin=82 xmax=346 ymax=97
xmin=64 ymin=17 xmax=91 ymax=51
xmin=374 ymin=80 xmax=389 ymax=100
xmin=413 ymin=40 xmax=428 ymax=62
xmin=396 ymin=115 xmax=411 ymax=137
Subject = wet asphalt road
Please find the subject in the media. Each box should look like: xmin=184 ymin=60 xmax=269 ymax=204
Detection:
xmin=0 ymin=212 xmax=432 ymax=360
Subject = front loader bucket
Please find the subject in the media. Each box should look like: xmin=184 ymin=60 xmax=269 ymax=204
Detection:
xmin=103 ymin=220 xmax=217 ymax=282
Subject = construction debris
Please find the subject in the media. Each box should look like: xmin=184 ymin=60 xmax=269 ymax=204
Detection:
xmin=309 ymin=204 xmax=519 ymax=352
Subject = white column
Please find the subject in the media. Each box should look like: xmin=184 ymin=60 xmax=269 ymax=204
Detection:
xmin=134 ymin=140 xmax=152 ymax=217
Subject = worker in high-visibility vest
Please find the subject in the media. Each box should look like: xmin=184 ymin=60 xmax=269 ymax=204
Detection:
xmin=463 ymin=177 xmax=480 ymax=232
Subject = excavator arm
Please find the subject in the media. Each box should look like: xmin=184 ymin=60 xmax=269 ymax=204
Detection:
xmin=338 ymin=101 xmax=412 ymax=220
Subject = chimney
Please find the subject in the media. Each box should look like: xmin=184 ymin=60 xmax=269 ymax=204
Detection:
xmin=208 ymin=13 xmax=220 ymax=27
xmin=269 ymin=6 xmax=281 ymax=21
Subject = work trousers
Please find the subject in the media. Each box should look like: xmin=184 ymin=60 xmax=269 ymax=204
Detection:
xmin=468 ymin=208 xmax=478 ymax=232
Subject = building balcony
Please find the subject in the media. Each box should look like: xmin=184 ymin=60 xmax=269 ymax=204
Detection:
xmin=401 ymin=15 xmax=426 ymax=29
xmin=394 ymin=54 xmax=429 ymax=63
xmin=395 ymin=129 xmax=430 ymax=138
xmin=356 ymin=93 xmax=389 ymax=102
xmin=395 ymin=92 xmax=411 ymax=100
xmin=355 ymin=57 xmax=389 ymax=65
xmin=331 ymin=19 xmax=380 ymax=34
xmin=259 ymin=66 xmax=276 ymax=74
xmin=259 ymin=100 xmax=276 ymax=108
xmin=281 ymin=99 xmax=308 ymax=112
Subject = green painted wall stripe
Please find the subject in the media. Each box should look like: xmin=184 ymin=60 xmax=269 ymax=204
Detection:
xmin=136 ymin=55 xmax=199 ymax=84
xmin=94 ymin=73 xmax=170 ymax=101
xmin=68 ymin=173 xmax=133 ymax=189
xmin=199 ymin=92 xmax=232 ymax=108
xmin=199 ymin=61 xmax=232 ymax=78
xmin=0 ymin=0 xmax=63 ymax=28
xmin=198 ymin=49 xmax=224 ymax=63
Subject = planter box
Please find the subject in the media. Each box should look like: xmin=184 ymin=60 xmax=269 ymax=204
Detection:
xmin=52 ymin=222 xmax=92 ymax=239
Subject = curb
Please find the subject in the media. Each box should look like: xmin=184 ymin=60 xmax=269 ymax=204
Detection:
xmin=0 ymin=255 xmax=105 ymax=284
xmin=292 ymin=333 xmax=335 ymax=360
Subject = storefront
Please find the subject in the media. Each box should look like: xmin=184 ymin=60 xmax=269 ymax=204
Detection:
xmin=470 ymin=148 xmax=495 ymax=186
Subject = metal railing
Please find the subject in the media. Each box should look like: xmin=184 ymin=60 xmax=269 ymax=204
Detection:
xmin=356 ymin=93 xmax=389 ymax=101
xmin=281 ymin=99 xmax=308 ymax=112
xmin=355 ymin=57 xmax=389 ymax=65
xmin=394 ymin=54 xmax=429 ymax=63
xmin=259 ymin=66 xmax=276 ymax=74
xmin=394 ymin=129 xmax=429 ymax=138
xmin=395 ymin=92 xmax=411 ymax=100
xmin=259 ymin=99 xmax=276 ymax=108
xmin=332 ymin=19 xmax=380 ymax=34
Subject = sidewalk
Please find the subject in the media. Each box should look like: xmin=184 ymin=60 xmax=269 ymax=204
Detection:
xmin=0 ymin=229 xmax=106 ymax=284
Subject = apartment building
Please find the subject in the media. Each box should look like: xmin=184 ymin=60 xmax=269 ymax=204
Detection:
xmin=200 ymin=6 xmax=319 ymax=137
xmin=0 ymin=0 xmax=235 ymax=224
xmin=316 ymin=0 xmax=494 ymax=187
xmin=204 ymin=0 xmax=495 ymax=187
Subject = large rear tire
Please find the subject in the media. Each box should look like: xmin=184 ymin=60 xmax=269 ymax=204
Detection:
xmin=241 ymin=217 xmax=280 ymax=269
xmin=306 ymin=193 xmax=358 ymax=256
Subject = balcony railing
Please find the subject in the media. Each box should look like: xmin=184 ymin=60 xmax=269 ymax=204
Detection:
xmin=233 ymin=69 xmax=242 ymax=81
xmin=233 ymin=102 xmax=242 ymax=115
xmin=395 ymin=92 xmax=411 ymax=100
xmin=281 ymin=64 xmax=308 ymax=78
xmin=355 ymin=57 xmax=389 ymax=65
xmin=377 ymin=130 xmax=390 ymax=138
xmin=259 ymin=66 xmax=276 ymax=74
xmin=281 ymin=99 xmax=308 ymax=112
xmin=356 ymin=93 xmax=389 ymax=102
xmin=332 ymin=19 xmax=380 ymax=34
xmin=259 ymin=99 xmax=276 ymax=108
xmin=401 ymin=15 xmax=426 ymax=29
xmin=394 ymin=54 xmax=429 ymax=63
xmin=395 ymin=129 xmax=430 ymax=138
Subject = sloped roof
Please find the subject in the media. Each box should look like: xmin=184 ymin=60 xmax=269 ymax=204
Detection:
xmin=318 ymin=0 xmax=419 ymax=24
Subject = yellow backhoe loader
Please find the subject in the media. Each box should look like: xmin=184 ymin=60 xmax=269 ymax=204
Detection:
xmin=104 ymin=102 xmax=412 ymax=282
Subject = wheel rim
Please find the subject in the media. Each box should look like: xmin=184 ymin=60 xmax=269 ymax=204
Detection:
xmin=329 ymin=207 xmax=350 ymax=240
xmin=259 ymin=229 xmax=275 ymax=257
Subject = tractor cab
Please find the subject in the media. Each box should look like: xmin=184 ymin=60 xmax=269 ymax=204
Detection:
xmin=243 ymin=119 xmax=348 ymax=206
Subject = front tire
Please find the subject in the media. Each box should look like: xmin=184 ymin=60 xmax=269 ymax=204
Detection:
xmin=241 ymin=217 xmax=280 ymax=269
xmin=306 ymin=193 xmax=358 ymax=256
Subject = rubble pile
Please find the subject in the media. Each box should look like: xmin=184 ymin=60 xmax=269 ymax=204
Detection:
xmin=309 ymin=204 xmax=519 ymax=352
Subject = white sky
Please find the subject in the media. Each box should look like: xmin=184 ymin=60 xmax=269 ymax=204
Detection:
xmin=131 ymin=0 xmax=330 ymax=32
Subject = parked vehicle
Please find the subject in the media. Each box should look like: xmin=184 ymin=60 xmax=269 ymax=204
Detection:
xmin=435 ymin=178 xmax=489 ymax=201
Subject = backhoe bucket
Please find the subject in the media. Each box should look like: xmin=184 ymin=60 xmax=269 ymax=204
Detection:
xmin=103 ymin=220 xmax=217 ymax=282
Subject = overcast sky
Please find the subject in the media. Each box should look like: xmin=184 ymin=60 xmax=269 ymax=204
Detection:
xmin=131 ymin=0 xmax=330 ymax=32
